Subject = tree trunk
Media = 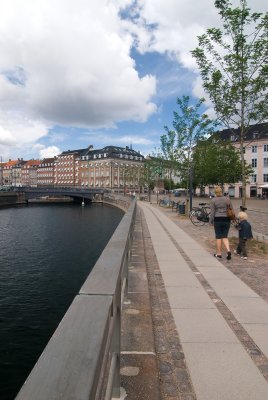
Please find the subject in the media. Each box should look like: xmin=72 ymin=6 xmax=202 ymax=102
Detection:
xmin=240 ymin=129 xmax=246 ymax=207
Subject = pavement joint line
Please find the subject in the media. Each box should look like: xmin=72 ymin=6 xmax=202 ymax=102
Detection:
xmin=147 ymin=204 xmax=268 ymax=382
xmin=121 ymin=351 xmax=156 ymax=356
xmin=139 ymin=206 xmax=198 ymax=400
xmin=127 ymin=291 xmax=149 ymax=294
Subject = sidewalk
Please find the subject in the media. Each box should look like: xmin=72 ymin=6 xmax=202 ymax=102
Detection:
xmin=121 ymin=201 xmax=268 ymax=400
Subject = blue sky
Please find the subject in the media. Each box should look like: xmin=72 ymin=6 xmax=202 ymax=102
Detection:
xmin=0 ymin=0 xmax=266 ymax=161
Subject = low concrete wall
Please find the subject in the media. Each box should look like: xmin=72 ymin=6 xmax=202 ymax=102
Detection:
xmin=15 ymin=199 xmax=136 ymax=400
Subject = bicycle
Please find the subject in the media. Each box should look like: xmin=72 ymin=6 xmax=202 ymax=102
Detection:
xmin=159 ymin=197 xmax=172 ymax=207
xmin=189 ymin=203 xmax=211 ymax=226
xmin=189 ymin=202 xmax=240 ymax=227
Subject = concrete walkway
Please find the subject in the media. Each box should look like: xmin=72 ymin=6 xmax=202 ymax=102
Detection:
xmin=137 ymin=201 xmax=268 ymax=400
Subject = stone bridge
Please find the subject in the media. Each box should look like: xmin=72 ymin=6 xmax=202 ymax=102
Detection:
xmin=16 ymin=186 xmax=106 ymax=203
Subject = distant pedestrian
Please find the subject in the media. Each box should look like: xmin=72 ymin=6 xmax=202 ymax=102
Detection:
xmin=209 ymin=186 xmax=233 ymax=260
xmin=234 ymin=211 xmax=253 ymax=260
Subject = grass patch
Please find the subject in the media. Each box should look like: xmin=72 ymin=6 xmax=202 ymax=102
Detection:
xmin=229 ymin=236 xmax=268 ymax=256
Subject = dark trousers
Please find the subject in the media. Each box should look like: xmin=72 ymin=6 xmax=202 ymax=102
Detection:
xmin=236 ymin=238 xmax=248 ymax=257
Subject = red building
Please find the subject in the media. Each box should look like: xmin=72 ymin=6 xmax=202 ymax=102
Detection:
xmin=37 ymin=158 xmax=55 ymax=186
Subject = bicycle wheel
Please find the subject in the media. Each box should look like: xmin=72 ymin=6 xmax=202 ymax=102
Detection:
xmin=203 ymin=207 xmax=211 ymax=224
xmin=189 ymin=209 xmax=205 ymax=226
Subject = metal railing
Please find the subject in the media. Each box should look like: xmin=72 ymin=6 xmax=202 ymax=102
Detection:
xmin=15 ymin=198 xmax=136 ymax=400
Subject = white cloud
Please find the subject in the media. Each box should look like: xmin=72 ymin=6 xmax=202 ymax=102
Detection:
xmin=0 ymin=126 xmax=16 ymax=146
xmin=0 ymin=0 xmax=157 ymax=131
xmin=0 ymin=110 xmax=50 ymax=160
xmin=126 ymin=0 xmax=266 ymax=67
xmin=39 ymin=146 xmax=61 ymax=159
xmin=124 ymin=0 xmax=267 ymax=98
xmin=116 ymin=135 xmax=153 ymax=145
xmin=79 ymin=131 xmax=154 ymax=147
xmin=0 ymin=111 xmax=49 ymax=144
xmin=123 ymin=0 xmax=219 ymax=66
xmin=0 ymin=0 xmax=266 ymax=159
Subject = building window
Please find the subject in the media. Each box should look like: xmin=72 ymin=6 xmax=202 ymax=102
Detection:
xmin=264 ymin=144 xmax=268 ymax=152
xmin=264 ymin=158 xmax=268 ymax=168
xmin=252 ymin=159 xmax=257 ymax=168
xmin=252 ymin=145 xmax=257 ymax=153
xmin=251 ymin=174 xmax=257 ymax=183
xmin=264 ymin=174 xmax=268 ymax=182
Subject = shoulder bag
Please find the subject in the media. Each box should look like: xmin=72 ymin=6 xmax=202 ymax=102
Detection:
xmin=226 ymin=200 xmax=236 ymax=220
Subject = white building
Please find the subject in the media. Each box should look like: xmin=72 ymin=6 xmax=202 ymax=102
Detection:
xmin=220 ymin=123 xmax=268 ymax=198
xmin=197 ymin=123 xmax=268 ymax=198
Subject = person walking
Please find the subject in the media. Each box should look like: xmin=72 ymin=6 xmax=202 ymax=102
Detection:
xmin=234 ymin=211 xmax=253 ymax=260
xmin=209 ymin=186 xmax=233 ymax=260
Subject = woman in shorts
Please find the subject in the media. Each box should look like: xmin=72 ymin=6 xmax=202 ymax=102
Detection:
xmin=209 ymin=186 xmax=233 ymax=260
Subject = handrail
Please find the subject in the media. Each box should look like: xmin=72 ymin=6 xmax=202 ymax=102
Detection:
xmin=15 ymin=198 xmax=136 ymax=400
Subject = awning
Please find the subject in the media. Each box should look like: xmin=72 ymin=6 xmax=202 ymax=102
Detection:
xmin=258 ymin=183 xmax=268 ymax=188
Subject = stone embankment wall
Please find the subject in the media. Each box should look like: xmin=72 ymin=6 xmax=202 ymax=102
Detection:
xmin=103 ymin=193 xmax=132 ymax=212
xmin=0 ymin=192 xmax=26 ymax=207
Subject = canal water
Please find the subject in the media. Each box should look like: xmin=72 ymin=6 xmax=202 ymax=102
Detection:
xmin=0 ymin=203 xmax=124 ymax=400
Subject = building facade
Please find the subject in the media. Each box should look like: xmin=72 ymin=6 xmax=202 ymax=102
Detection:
xmin=77 ymin=145 xmax=144 ymax=191
xmin=1 ymin=145 xmax=145 ymax=191
xmin=21 ymin=160 xmax=40 ymax=187
xmin=219 ymin=123 xmax=268 ymax=198
xmin=37 ymin=158 xmax=55 ymax=186
xmin=53 ymin=145 xmax=144 ymax=192
xmin=2 ymin=159 xmax=26 ymax=187
xmin=194 ymin=123 xmax=268 ymax=198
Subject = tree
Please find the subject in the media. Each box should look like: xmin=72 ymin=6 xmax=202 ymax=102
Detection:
xmin=141 ymin=158 xmax=162 ymax=201
xmin=164 ymin=96 xmax=218 ymax=210
xmin=192 ymin=136 xmax=253 ymax=188
xmin=192 ymin=0 xmax=268 ymax=206
xmin=159 ymin=130 xmax=179 ymax=190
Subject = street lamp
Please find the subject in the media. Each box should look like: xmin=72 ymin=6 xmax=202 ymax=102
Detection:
xmin=189 ymin=164 xmax=193 ymax=212
xmin=0 ymin=156 xmax=3 ymax=187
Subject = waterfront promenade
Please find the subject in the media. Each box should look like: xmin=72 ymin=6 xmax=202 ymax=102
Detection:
xmin=121 ymin=198 xmax=268 ymax=399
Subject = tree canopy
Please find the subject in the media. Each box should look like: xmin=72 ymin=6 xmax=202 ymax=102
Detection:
xmin=192 ymin=0 xmax=268 ymax=205
xmin=192 ymin=136 xmax=253 ymax=187
xmin=163 ymin=96 xmax=217 ymax=192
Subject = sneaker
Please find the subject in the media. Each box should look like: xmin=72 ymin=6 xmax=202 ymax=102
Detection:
xmin=227 ymin=251 xmax=232 ymax=260
xmin=214 ymin=254 xmax=222 ymax=259
xmin=234 ymin=250 xmax=238 ymax=255
xmin=241 ymin=256 xmax=248 ymax=260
